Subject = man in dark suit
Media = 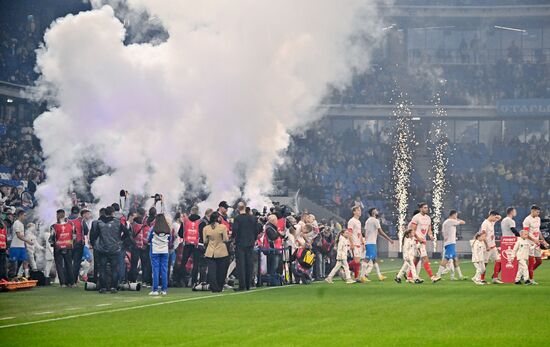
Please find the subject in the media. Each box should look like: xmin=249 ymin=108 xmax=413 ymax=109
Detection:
xmin=232 ymin=202 xmax=259 ymax=291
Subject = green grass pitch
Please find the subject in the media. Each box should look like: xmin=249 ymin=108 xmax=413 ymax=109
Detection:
xmin=0 ymin=259 xmax=548 ymax=346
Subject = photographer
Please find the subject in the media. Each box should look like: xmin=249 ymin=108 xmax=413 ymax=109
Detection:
xmin=264 ymin=214 xmax=283 ymax=286
xmin=128 ymin=211 xmax=151 ymax=286
xmin=203 ymin=212 xmax=229 ymax=293
xmin=0 ymin=217 xmax=7 ymax=280
xmin=232 ymin=202 xmax=259 ymax=291
xmin=196 ymin=208 xmax=213 ymax=284
xmin=67 ymin=206 xmax=84 ymax=284
xmin=90 ymin=206 xmax=132 ymax=293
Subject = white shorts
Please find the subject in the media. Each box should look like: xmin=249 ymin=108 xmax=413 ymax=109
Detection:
xmin=415 ymin=243 xmax=427 ymax=258
xmin=485 ymin=247 xmax=498 ymax=263
xmin=529 ymin=246 xmax=541 ymax=257
xmin=352 ymin=245 xmax=364 ymax=259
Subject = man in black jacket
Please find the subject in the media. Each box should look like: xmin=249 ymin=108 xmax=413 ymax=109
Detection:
xmin=90 ymin=206 xmax=132 ymax=293
xmin=232 ymin=202 xmax=259 ymax=291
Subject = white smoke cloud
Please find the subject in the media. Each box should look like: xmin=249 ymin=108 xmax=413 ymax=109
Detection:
xmin=32 ymin=0 xmax=387 ymax=221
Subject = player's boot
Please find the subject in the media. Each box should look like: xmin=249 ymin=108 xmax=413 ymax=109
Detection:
xmin=346 ymin=279 xmax=355 ymax=284
xmin=414 ymin=278 xmax=424 ymax=284
xmin=524 ymin=280 xmax=532 ymax=285
xmin=325 ymin=278 xmax=334 ymax=284
xmin=394 ymin=277 xmax=402 ymax=284
xmin=360 ymin=275 xmax=371 ymax=283
xmin=531 ymin=280 xmax=539 ymax=285
xmin=378 ymin=274 xmax=386 ymax=281
xmin=492 ymin=278 xmax=503 ymax=284
xmin=514 ymin=280 xmax=522 ymax=285
xmin=431 ymin=275 xmax=441 ymax=283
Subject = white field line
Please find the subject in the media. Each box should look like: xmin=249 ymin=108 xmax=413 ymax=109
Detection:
xmin=95 ymin=303 xmax=112 ymax=307
xmin=0 ymin=260 xmax=476 ymax=329
xmin=0 ymin=285 xmax=289 ymax=329
xmin=33 ymin=311 xmax=54 ymax=315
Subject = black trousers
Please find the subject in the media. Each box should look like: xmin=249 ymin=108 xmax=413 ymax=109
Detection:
xmin=54 ymin=249 xmax=74 ymax=286
xmin=92 ymin=249 xmax=99 ymax=283
xmin=72 ymin=242 xmax=84 ymax=283
xmin=236 ymin=246 xmax=253 ymax=290
xmin=0 ymin=250 xmax=7 ymax=281
xmin=179 ymin=244 xmax=201 ymax=285
xmin=97 ymin=251 xmax=118 ymax=290
xmin=129 ymin=247 xmax=150 ymax=284
xmin=206 ymin=256 xmax=229 ymax=292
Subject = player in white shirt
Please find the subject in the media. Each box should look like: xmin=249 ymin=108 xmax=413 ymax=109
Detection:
xmin=513 ymin=230 xmax=533 ymax=285
xmin=471 ymin=231 xmax=487 ymax=285
xmin=500 ymin=207 xmax=519 ymax=237
xmin=395 ymin=229 xmax=423 ymax=284
xmin=479 ymin=210 xmax=501 ymax=284
xmin=436 ymin=210 xmax=465 ymax=280
xmin=410 ymin=203 xmax=440 ymax=283
xmin=523 ymin=205 xmax=549 ymax=285
xmin=347 ymin=206 xmax=364 ymax=282
xmin=362 ymin=208 xmax=394 ymax=282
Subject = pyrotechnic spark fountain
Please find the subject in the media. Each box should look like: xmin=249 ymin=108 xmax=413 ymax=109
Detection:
xmin=429 ymin=93 xmax=449 ymax=251
xmin=391 ymin=95 xmax=415 ymax=251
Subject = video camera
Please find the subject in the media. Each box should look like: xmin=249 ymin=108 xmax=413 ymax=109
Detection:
xmin=151 ymin=193 xmax=163 ymax=203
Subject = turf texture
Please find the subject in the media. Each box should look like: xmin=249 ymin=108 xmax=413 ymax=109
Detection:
xmin=0 ymin=259 xmax=548 ymax=346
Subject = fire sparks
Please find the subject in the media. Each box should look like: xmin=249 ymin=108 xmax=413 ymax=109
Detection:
xmin=429 ymin=94 xmax=449 ymax=251
xmin=391 ymin=95 xmax=415 ymax=251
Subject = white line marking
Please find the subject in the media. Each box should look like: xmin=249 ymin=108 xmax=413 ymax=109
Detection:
xmin=123 ymin=299 xmax=137 ymax=303
xmin=0 ymin=317 xmax=15 ymax=321
xmin=0 ymin=260 xmax=477 ymax=329
xmin=64 ymin=307 xmax=81 ymax=311
xmin=95 ymin=303 xmax=112 ymax=307
xmin=33 ymin=311 xmax=54 ymax=315
xmin=0 ymin=286 xmax=288 ymax=329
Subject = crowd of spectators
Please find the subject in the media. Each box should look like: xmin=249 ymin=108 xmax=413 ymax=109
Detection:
xmin=283 ymin=123 xmax=550 ymax=238
xmin=394 ymin=0 xmax=550 ymax=5
xmin=450 ymin=136 xmax=550 ymax=228
xmin=0 ymin=15 xmax=42 ymax=85
xmin=0 ymin=105 xmax=43 ymax=211
xmin=327 ymin=60 xmax=550 ymax=106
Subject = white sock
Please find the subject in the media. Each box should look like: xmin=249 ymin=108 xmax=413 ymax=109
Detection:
xmin=374 ymin=263 xmax=381 ymax=276
xmin=447 ymin=260 xmax=455 ymax=276
xmin=437 ymin=265 xmax=445 ymax=276
xmin=455 ymin=266 xmax=463 ymax=279
xmin=359 ymin=261 xmax=367 ymax=278
xmin=416 ymin=260 xmax=422 ymax=277
xmin=365 ymin=260 xmax=374 ymax=276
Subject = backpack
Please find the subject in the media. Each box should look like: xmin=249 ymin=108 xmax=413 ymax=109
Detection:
xmin=296 ymin=248 xmax=315 ymax=269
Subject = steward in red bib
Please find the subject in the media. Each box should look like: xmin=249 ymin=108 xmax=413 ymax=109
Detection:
xmin=0 ymin=219 xmax=6 ymax=280
xmin=49 ymin=209 xmax=76 ymax=287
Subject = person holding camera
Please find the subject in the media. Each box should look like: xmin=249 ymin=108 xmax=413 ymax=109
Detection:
xmin=148 ymin=214 xmax=171 ymax=296
xmin=264 ymin=214 xmax=283 ymax=286
xmin=203 ymin=211 xmax=229 ymax=293
xmin=129 ymin=211 xmax=151 ymax=285
xmin=90 ymin=206 xmax=132 ymax=293
xmin=232 ymin=202 xmax=259 ymax=291
xmin=0 ymin=217 xmax=8 ymax=281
